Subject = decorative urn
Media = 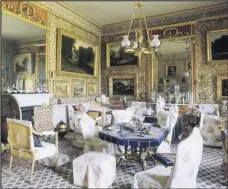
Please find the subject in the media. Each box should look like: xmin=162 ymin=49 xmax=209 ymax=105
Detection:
xmin=56 ymin=120 xmax=68 ymax=139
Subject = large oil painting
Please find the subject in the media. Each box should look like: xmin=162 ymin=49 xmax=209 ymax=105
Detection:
xmin=57 ymin=28 xmax=97 ymax=77
xmin=14 ymin=53 xmax=32 ymax=73
xmin=106 ymin=42 xmax=138 ymax=68
xmin=109 ymin=75 xmax=137 ymax=97
xmin=217 ymin=75 xmax=228 ymax=100
xmin=207 ymin=29 xmax=228 ymax=63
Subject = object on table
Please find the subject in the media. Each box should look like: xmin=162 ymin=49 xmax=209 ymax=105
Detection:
xmin=56 ymin=120 xmax=68 ymax=139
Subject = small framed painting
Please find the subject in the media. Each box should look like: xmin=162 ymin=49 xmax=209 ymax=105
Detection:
xmin=72 ymin=80 xmax=86 ymax=97
xmin=109 ymin=75 xmax=138 ymax=97
xmin=14 ymin=53 xmax=32 ymax=73
xmin=166 ymin=65 xmax=177 ymax=76
xmin=87 ymin=83 xmax=97 ymax=96
xmin=180 ymin=77 xmax=187 ymax=84
xmin=217 ymin=75 xmax=228 ymax=100
xmin=54 ymin=79 xmax=71 ymax=97
xmin=207 ymin=29 xmax=228 ymax=63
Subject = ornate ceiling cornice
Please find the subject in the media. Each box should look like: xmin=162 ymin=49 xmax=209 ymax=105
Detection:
xmin=38 ymin=1 xmax=102 ymax=36
xmin=101 ymin=2 xmax=228 ymax=36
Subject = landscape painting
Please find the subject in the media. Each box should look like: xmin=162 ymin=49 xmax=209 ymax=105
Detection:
xmin=109 ymin=75 xmax=137 ymax=97
xmin=72 ymin=80 xmax=86 ymax=96
xmin=57 ymin=29 xmax=97 ymax=77
xmin=14 ymin=53 xmax=32 ymax=73
xmin=207 ymin=29 xmax=228 ymax=63
xmin=107 ymin=42 xmax=138 ymax=68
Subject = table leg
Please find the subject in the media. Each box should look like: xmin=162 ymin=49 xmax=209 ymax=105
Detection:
xmin=139 ymin=147 xmax=147 ymax=171
xmin=116 ymin=146 xmax=128 ymax=168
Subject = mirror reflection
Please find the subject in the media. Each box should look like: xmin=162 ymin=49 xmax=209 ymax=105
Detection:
xmin=154 ymin=39 xmax=192 ymax=104
xmin=2 ymin=13 xmax=46 ymax=92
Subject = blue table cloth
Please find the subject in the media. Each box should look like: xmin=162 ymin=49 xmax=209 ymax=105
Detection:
xmin=98 ymin=127 xmax=169 ymax=148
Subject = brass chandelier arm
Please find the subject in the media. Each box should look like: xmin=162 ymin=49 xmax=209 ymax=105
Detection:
xmin=142 ymin=8 xmax=151 ymax=48
xmin=128 ymin=7 xmax=137 ymax=36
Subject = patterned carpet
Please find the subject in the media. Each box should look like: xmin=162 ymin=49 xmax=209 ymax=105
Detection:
xmin=1 ymin=139 xmax=227 ymax=188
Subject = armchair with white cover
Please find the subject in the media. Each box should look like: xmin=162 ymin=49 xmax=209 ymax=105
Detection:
xmin=7 ymin=118 xmax=58 ymax=183
xmin=155 ymin=105 xmax=179 ymax=153
xmin=132 ymin=127 xmax=203 ymax=188
xmin=73 ymin=112 xmax=114 ymax=155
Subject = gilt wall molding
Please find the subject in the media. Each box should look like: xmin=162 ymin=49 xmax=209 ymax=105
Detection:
xmin=47 ymin=12 xmax=101 ymax=96
xmin=195 ymin=17 xmax=228 ymax=103
xmin=49 ymin=96 xmax=96 ymax=105
xmin=39 ymin=1 xmax=101 ymax=36
xmin=101 ymin=3 xmax=228 ymax=36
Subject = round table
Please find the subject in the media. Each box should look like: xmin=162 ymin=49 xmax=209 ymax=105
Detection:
xmin=98 ymin=125 xmax=169 ymax=170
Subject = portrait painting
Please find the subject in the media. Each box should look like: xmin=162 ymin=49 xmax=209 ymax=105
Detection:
xmin=109 ymin=75 xmax=137 ymax=97
xmin=14 ymin=53 xmax=32 ymax=73
xmin=207 ymin=29 xmax=228 ymax=63
xmin=57 ymin=28 xmax=97 ymax=77
xmin=166 ymin=65 xmax=177 ymax=76
xmin=87 ymin=83 xmax=97 ymax=96
xmin=72 ymin=80 xmax=86 ymax=96
xmin=106 ymin=42 xmax=138 ymax=68
xmin=217 ymin=75 xmax=228 ymax=100
xmin=54 ymin=80 xmax=70 ymax=97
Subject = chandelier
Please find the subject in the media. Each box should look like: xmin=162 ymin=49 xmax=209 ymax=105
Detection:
xmin=121 ymin=2 xmax=161 ymax=56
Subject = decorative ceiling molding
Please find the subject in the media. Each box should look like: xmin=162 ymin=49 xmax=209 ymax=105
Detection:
xmin=38 ymin=1 xmax=102 ymax=36
xmin=101 ymin=2 xmax=228 ymax=36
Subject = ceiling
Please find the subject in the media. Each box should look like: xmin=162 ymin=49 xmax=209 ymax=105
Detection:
xmin=63 ymin=1 xmax=224 ymax=26
xmin=2 ymin=13 xmax=45 ymax=41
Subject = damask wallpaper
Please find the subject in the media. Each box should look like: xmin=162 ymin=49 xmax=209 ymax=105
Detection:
xmin=2 ymin=39 xmax=13 ymax=84
xmin=100 ymin=4 xmax=228 ymax=103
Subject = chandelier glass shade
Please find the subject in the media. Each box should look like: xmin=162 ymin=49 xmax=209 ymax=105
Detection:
xmin=121 ymin=2 xmax=160 ymax=56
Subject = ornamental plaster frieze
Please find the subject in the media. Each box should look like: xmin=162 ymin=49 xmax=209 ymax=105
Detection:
xmin=101 ymin=4 xmax=227 ymax=36
xmin=39 ymin=1 xmax=101 ymax=36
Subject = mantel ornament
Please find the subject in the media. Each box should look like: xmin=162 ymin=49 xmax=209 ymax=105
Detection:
xmin=2 ymin=1 xmax=47 ymax=27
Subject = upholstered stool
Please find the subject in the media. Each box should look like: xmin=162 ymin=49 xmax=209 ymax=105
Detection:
xmin=73 ymin=151 xmax=116 ymax=188
xmin=38 ymin=153 xmax=69 ymax=167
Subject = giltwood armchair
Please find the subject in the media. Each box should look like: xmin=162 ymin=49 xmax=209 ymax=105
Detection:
xmin=7 ymin=118 xmax=58 ymax=183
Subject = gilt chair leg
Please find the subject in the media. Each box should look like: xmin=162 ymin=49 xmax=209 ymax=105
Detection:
xmin=9 ymin=156 xmax=13 ymax=173
xmin=30 ymin=161 xmax=35 ymax=183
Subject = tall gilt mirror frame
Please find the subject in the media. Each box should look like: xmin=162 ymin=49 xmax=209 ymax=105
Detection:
xmin=147 ymin=21 xmax=197 ymax=103
xmin=2 ymin=1 xmax=50 ymax=88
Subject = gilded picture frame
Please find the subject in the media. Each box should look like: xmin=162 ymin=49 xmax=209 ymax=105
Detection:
xmin=217 ymin=75 xmax=228 ymax=100
xmin=109 ymin=75 xmax=138 ymax=97
xmin=54 ymin=78 xmax=71 ymax=97
xmin=57 ymin=28 xmax=98 ymax=78
xmin=87 ymin=83 xmax=97 ymax=96
xmin=166 ymin=65 xmax=177 ymax=76
xmin=207 ymin=29 xmax=228 ymax=63
xmin=14 ymin=53 xmax=33 ymax=73
xmin=106 ymin=42 xmax=139 ymax=68
xmin=72 ymin=80 xmax=86 ymax=97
